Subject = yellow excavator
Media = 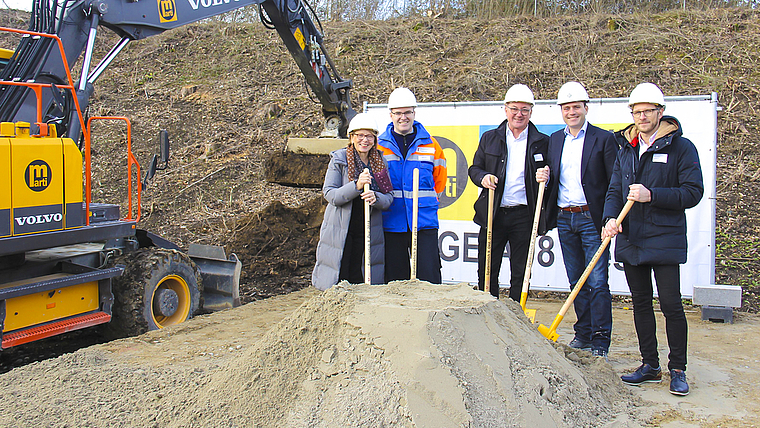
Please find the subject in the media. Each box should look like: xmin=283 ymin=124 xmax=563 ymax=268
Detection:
xmin=0 ymin=0 xmax=355 ymax=348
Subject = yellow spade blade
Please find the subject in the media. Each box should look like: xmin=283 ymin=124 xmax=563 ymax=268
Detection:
xmin=537 ymin=323 xmax=559 ymax=342
xmin=524 ymin=308 xmax=536 ymax=324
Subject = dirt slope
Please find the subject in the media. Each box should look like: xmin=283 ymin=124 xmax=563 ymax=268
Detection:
xmin=51 ymin=9 xmax=757 ymax=308
xmin=1 ymin=10 xmax=757 ymax=304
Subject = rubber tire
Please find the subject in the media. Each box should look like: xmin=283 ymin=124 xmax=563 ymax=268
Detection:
xmin=110 ymin=248 xmax=202 ymax=337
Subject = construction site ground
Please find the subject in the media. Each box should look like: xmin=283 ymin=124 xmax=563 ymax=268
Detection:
xmin=1 ymin=285 xmax=758 ymax=427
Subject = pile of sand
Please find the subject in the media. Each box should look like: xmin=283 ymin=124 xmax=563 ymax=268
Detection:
xmin=0 ymin=282 xmax=640 ymax=427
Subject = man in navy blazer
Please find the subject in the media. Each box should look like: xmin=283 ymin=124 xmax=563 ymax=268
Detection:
xmin=537 ymin=82 xmax=618 ymax=358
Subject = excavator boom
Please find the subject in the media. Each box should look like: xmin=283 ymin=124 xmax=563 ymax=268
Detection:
xmin=0 ymin=0 xmax=355 ymax=139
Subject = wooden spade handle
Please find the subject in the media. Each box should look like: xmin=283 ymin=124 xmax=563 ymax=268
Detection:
xmin=520 ymin=180 xmax=546 ymax=309
xmin=411 ymin=168 xmax=419 ymax=280
xmin=364 ymin=177 xmax=371 ymax=285
xmin=485 ymin=187 xmax=494 ymax=294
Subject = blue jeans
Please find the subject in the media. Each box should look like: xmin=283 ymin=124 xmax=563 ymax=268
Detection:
xmin=556 ymin=210 xmax=612 ymax=352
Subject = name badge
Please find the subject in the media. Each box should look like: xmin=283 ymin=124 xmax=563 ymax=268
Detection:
xmin=653 ymin=153 xmax=668 ymax=163
xmin=417 ymin=147 xmax=435 ymax=154
xmin=534 ymin=153 xmax=544 ymax=162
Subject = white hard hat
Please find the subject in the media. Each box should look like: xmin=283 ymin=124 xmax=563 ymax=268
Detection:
xmin=556 ymin=81 xmax=590 ymax=105
xmin=347 ymin=113 xmax=379 ymax=134
xmin=387 ymin=87 xmax=417 ymax=109
xmin=628 ymin=82 xmax=666 ymax=108
xmin=503 ymin=84 xmax=535 ymax=105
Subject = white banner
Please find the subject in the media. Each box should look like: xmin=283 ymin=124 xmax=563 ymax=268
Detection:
xmin=366 ymin=94 xmax=717 ymax=298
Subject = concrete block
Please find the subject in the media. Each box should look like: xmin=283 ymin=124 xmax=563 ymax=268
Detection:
xmin=700 ymin=305 xmax=734 ymax=324
xmin=692 ymin=284 xmax=742 ymax=308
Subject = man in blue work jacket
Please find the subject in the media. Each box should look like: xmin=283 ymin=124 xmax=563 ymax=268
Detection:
xmin=377 ymin=87 xmax=447 ymax=283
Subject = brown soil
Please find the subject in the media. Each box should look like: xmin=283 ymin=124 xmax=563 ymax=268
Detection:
xmin=227 ymin=196 xmax=327 ymax=302
xmin=264 ymin=152 xmax=330 ymax=188
xmin=58 ymin=9 xmax=755 ymax=311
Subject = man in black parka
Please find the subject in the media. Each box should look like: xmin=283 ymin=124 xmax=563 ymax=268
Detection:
xmin=602 ymin=83 xmax=703 ymax=396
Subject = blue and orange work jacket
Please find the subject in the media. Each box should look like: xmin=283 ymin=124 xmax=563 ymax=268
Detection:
xmin=377 ymin=121 xmax=447 ymax=232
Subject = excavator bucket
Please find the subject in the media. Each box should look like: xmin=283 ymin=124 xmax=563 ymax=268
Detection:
xmin=188 ymin=244 xmax=242 ymax=311
xmin=287 ymin=137 xmax=348 ymax=154
xmin=265 ymin=138 xmax=347 ymax=187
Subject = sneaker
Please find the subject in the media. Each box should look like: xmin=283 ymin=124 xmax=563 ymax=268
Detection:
xmin=591 ymin=348 xmax=608 ymax=361
xmin=568 ymin=337 xmax=592 ymax=352
xmin=621 ymin=364 xmax=662 ymax=385
xmin=669 ymin=369 xmax=689 ymax=396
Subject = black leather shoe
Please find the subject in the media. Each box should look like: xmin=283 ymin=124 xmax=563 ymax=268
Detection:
xmin=568 ymin=337 xmax=592 ymax=351
xmin=669 ymin=369 xmax=689 ymax=396
xmin=621 ymin=364 xmax=662 ymax=385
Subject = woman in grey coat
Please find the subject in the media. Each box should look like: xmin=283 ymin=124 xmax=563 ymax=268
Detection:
xmin=312 ymin=113 xmax=394 ymax=290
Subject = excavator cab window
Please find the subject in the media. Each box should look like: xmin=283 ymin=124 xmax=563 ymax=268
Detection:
xmin=0 ymin=48 xmax=13 ymax=69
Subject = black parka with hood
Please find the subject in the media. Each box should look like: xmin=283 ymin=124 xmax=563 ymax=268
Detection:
xmin=602 ymin=116 xmax=704 ymax=266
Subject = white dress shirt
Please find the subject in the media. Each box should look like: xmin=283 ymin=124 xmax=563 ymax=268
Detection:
xmin=501 ymin=125 xmax=528 ymax=207
xmin=558 ymin=121 xmax=588 ymax=208
xmin=638 ymin=132 xmax=655 ymax=159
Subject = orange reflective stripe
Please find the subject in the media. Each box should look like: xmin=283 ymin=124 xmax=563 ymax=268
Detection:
xmin=430 ymin=137 xmax=447 ymax=194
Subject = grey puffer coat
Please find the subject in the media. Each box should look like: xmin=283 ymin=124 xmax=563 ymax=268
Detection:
xmin=312 ymin=148 xmax=393 ymax=290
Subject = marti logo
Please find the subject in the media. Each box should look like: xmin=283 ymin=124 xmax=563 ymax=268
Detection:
xmin=25 ymin=160 xmax=51 ymax=192
xmin=435 ymin=136 xmax=467 ymax=209
xmin=158 ymin=0 xmax=177 ymax=22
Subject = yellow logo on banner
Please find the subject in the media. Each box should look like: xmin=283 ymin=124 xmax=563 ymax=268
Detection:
xmin=158 ymin=0 xmax=177 ymax=23
xmin=598 ymin=123 xmax=629 ymax=133
xmin=428 ymin=125 xmax=482 ymax=222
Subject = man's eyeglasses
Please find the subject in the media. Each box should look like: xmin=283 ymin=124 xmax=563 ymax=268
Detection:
xmin=506 ymin=106 xmax=531 ymax=115
xmin=631 ymin=108 xmax=660 ymax=118
xmin=391 ymin=110 xmax=415 ymax=118
xmin=352 ymin=133 xmax=375 ymax=141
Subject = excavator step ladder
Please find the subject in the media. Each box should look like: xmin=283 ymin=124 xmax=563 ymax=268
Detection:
xmin=2 ymin=311 xmax=111 ymax=349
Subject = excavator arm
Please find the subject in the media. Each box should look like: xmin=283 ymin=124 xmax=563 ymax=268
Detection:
xmin=0 ymin=0 xmax=356 ymax=139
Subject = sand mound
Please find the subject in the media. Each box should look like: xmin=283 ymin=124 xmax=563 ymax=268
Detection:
xmin=180 ymin=282 xmax=638 ymax=426
xmin=0 ymin=282 xmax=639 ymax=427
